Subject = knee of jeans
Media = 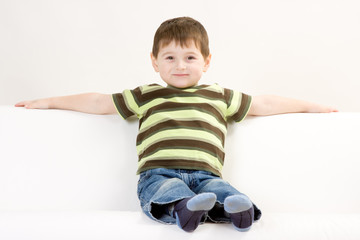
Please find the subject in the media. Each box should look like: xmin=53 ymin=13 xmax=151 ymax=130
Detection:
xmin=158 ymin=178 xmax=181 ymax=189
xmin=198 ymin=179 xmax=242 ymax=202
xmin=201 ymin=179 xmax=230 ymax=190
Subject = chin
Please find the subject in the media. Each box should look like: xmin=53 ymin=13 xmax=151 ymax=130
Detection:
xmin=174 ymin=84 xmax=196 ymax=89
xmin=169 ymin=80 xmax=199 ymax=89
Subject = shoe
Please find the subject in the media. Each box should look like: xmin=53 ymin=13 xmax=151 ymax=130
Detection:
xmin=224 ymin=195 xmax=254 ymax=232
xmin=173 ymin=192 xmax=216 ymax=232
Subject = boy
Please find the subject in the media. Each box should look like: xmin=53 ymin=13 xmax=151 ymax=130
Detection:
xmin=15 ymin=17 xmax=337 ymax=232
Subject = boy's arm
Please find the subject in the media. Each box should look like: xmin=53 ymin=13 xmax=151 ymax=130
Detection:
xmin=247 ymin=95 xmax=338 ymax=116
xmin=15 ymin=93 xmax=117 ymax=115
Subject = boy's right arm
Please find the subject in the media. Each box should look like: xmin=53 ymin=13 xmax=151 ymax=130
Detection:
xmin=15 ymin=93 xmax=117 ymax=115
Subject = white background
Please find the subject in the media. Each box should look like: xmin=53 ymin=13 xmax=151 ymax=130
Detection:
xmin=1 ymin=0 xmax=359 ymax=111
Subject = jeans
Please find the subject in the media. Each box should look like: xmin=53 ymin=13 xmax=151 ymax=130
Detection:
xmin=137 ymin=168 xmax=261 ymax=224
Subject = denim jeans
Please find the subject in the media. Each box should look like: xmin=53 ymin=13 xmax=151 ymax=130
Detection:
xmin=137 ymin=168 xmax=261 ymax=224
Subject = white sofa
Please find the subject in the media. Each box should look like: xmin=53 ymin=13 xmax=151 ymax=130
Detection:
xmin=1 ymin=105 xmax=360 ymax=240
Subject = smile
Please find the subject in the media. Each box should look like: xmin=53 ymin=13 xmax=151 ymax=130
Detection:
xmin=172 ymin=74 xmax=189 ymax=77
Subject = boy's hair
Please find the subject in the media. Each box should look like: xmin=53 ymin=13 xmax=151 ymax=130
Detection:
xmin=152 ymin=17 xmax=210 ymax=59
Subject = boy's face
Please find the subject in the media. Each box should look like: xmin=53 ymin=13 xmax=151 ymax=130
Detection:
xmin=151 ymin=40 xmax=211 ymax=88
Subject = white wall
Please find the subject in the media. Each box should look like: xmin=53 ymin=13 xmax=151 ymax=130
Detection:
xmin=1 ymin=0 xmax=359 ymax=111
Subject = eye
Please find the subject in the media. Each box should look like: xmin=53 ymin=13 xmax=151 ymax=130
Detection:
xmin=166 ymin=56 xmax=174 ymax=60
xmin=187 ymin=56 xmax=196 ymax=60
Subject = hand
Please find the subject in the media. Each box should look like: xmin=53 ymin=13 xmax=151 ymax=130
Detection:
xmin=15 ymin=99 xmax=50 ymax=109
xmin=307 ymin=103 xmax=338 ymax=113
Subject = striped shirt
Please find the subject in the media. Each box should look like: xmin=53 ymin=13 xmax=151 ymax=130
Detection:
xmin=112 ymin=84 xmax=252 ymax=177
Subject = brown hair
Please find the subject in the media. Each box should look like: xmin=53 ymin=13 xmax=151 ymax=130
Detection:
xmin=152 ymin=17 xmax=210 ymax=59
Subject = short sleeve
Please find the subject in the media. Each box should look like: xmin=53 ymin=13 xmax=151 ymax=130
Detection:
xmin=112 ymin=87 xmax=142 ymax=119
xmin=225 ymin=89 xmax=252 ymax=122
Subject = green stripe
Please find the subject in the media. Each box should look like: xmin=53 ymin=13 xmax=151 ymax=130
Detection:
xmin=136 ymin=124 xmax=224 ymax=146
xmin=139 ymin=149 xmax=224 ymax=170
xmin=137 ymin=131 xmax=224 ymax=158
xmin=139 ymin=110 xmax=227 ymax=134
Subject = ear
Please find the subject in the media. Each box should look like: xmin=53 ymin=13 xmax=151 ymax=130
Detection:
xmin=203 ymin=54 xmax=212 ymax=72
xmin=150 ymin=53 xmax=160 ymax=72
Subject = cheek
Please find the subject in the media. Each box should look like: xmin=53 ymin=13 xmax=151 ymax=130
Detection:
xmin=192 ymin=64 xmax=204 ymax=74
xmin=159 ymin=64 xmax=172 ymax=72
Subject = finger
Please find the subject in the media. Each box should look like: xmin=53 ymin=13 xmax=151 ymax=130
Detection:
xmin=15 ymin=101 xmax=32 ymax=108
xmin=15 ymin=102 xmax=26 ymax=107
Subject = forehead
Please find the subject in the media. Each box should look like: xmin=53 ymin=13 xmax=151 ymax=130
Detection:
xmin=158 ymin=40 xmax=201 ymax=53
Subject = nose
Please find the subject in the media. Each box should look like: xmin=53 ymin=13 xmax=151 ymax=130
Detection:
xmin=176 ymin=60 xmax=186 ymax=70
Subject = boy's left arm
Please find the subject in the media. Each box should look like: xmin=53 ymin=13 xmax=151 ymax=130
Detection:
xmin=247 ymin=95 xmax=338 ymax=116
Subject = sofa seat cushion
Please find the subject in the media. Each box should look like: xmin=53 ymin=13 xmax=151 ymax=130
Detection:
xmin=1 ymin=211 xmax=359 ymax=240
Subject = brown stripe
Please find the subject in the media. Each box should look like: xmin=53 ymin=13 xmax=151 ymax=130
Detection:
xmin=132 ymin=86 xmax=227 ymax=107
xmin=136 ymin=119 xmax=225 ymax=146
xmin=130 ymin=87 xmax=143 ymax=106
xmin=112 ymin=93 xmax=134 ymax=119
xmin=195 ymin=88 xmax=225 ymax=102
xmin=232 ymin=94 xmax=252 ymax=122
xmin=138 ymin=159 xmax=222 ymax=177
xmin=133 ymin=87 xmax=172 ymax=106
xmin=141 ymin=102 xmax=227 ymax=127
xmin=139 ymin=139 xmax=225 ymax=164
xmin=223 ymin=88 xmax=233 ymax=108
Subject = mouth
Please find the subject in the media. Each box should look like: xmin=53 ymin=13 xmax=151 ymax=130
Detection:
xmin=172 ymin=74 xmax=189 ymax=77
